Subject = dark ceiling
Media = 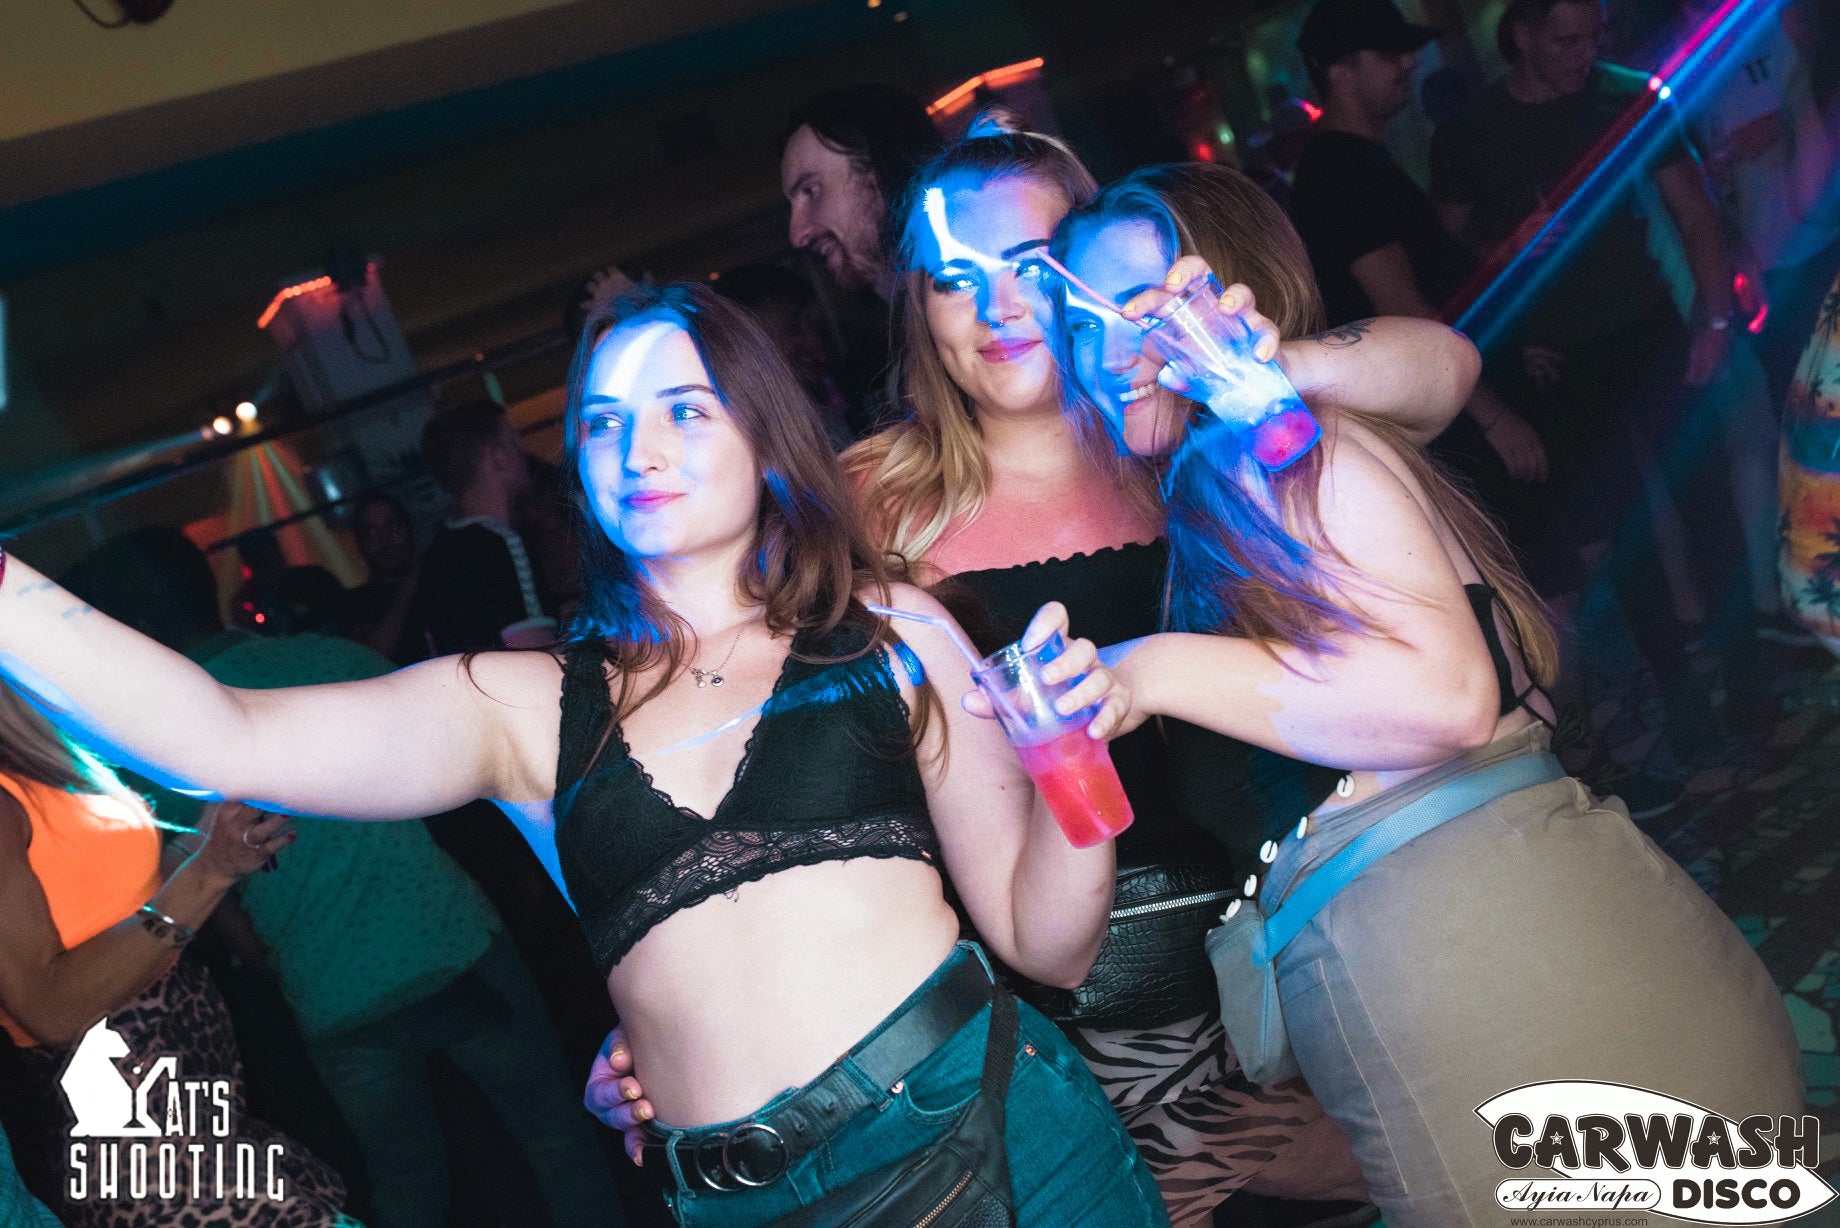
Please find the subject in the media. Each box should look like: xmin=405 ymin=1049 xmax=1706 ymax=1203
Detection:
xmin=0 ymin=0 xmax=1283 ymax=552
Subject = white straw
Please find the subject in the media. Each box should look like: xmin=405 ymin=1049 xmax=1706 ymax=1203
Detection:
xmin=865 ymin=604 xmax=984 ymax=673
xmin=1036 ymin=251 xmax=1151 ymax=334
xmin=1035 ymin=251 xmax=1113 ymax=310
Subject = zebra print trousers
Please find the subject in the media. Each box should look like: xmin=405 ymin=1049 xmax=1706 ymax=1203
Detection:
xmin=1067 ymin=1011 xmax=1367 ymax=1226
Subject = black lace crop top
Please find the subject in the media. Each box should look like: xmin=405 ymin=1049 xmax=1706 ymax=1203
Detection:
xmin=553 ymin=623 xmax=938 ymax=974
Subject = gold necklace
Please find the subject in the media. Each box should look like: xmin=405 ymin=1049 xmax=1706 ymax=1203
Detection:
xmin=687 ymin=625 xmax=746 ymax=689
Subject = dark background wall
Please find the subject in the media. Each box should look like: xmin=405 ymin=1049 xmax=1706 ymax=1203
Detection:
xmin=1 ymin=0 xmax=1438 ymax=563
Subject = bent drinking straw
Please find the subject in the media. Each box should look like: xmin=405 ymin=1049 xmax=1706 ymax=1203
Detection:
xmin=635 ymin=666 xmax=860 ymax=759
xmin=921 ymin=188 xmax=1130 ymax=326
xmin=865 ymin=604 xmax=984 ymax=673
xmin=636 ymin=704 xmax=765 ymax=759
xmin=920 ymin=187 xmax=1140 ymax=337
xmin=1034 ymin=251 xmax=1140 ymax=328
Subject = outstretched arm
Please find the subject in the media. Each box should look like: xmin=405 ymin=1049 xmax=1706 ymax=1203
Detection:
xmin=0 ymin=554 xmax=544 ymax=820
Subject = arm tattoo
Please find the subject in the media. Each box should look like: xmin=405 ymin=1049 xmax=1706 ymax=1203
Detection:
xmin=1304 ymin=318 xmax=1375 ymax=348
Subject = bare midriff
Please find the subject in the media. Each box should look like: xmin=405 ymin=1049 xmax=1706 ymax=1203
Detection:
xmin=605 ymin=857 xmax=961 ymax=1127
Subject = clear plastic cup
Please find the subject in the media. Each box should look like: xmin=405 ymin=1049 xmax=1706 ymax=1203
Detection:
xmin=1141 ymin=274 xmax=1322 ymax=470
xmin=971 ymin=631 xmax=1133 ymax=848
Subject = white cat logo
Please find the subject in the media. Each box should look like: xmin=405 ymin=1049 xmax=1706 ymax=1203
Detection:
xmin=60 ymin=1021 xmax=167 ymax=1138
xmin=60 ymin=1021 xmax=283 ymax=1203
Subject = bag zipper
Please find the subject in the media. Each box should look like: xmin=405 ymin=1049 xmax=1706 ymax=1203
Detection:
xmin=1109 ymin=887 xmax=1237 ymax=921
xmin=914 ymin=1171 xmax=973 ymax=1227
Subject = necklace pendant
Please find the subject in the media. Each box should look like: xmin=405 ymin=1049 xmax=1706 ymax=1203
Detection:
xmin=689 ymin=624 xmax=743 ymax=693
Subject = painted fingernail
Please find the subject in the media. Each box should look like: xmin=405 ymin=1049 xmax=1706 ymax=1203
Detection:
xmin=1222 ymin=293 xmax=1239 ymax=311
xmin=624 ymin=1085 xmax=641 ymax=1100
xmin=610 ymin=1046 xmax=627 ymax=1062
xmin=637 ymin=1103 xmax=653 ymax=1121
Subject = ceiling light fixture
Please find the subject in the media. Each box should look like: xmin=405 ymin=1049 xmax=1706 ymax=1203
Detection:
xmin=928 ymin=58 xmax=1046 ymax=117
xmin=71 ymin=0 xmax=174 ymax=27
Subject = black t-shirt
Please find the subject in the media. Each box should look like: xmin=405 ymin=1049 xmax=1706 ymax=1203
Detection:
xmin=831 ymin=288 xmax=899 ymax=441
xmin=1290 ymin=129 xmax=1477 ymax=326
xmin=412 ymin=522 xmax=540 ymax=656
xmin=1429 ymin=65 xmax=1685 ymax=346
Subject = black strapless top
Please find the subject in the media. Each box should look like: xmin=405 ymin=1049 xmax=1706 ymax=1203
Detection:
xmin=553 ymin=623 xmax=938 ymax=974
xmin=944 ymin=540 xmax=1344 ymax=878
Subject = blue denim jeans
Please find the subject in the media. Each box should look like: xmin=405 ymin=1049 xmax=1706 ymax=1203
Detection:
xmin=651 ymin=943 xmax=1167 ymax=1227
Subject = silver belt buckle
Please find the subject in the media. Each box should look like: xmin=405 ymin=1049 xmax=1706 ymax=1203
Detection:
xmin=724 ymin=1121 xmax=788 ymax=1188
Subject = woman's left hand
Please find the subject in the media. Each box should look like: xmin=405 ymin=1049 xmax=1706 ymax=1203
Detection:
xmin=959 ymin=602 xmax=1137 ymax=740
xmin=1119 ymin=255 xmax=1283 ymax=365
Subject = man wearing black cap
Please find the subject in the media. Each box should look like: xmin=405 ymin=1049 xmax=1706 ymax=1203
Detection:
xmin=1289 ymin=0 xmax=1550 ymax=486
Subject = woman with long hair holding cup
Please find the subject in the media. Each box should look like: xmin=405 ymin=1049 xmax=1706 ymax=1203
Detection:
xmin=0 ymin=282 xmax=1167 ymax=1227
xmin=1050 ymin=161 xmax=1804 ymax=1226
xmin=845 ymin=132 xmax=1485 ymax=1219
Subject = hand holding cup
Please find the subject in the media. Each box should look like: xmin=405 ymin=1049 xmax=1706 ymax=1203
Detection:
xmin=961 ymin=602 xmax=1135 ymax=848
xmin=1118 ymin=257 xmax=1283 ymax=372
xmin=1114 ymin=259 xmax=1320 ymax=467
xmin=959 ymin=602 xmax=1131 ymax=739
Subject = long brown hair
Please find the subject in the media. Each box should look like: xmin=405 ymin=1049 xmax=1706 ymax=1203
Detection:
xmin=841 ymin=130 xmax=1161 ymax=568
xmin=560 ymin=281 xmax=933 ymax=734
xmin=1058 ymin=163 xmax=1559 ymax=684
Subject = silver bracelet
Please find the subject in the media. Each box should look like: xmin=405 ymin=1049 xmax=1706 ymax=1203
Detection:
xmin=137 ymin=904 xmax=197 ymax=950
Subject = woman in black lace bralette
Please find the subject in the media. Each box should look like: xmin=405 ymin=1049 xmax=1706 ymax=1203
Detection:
xmin=0 ymin=282 xmax=1167 ymax=1227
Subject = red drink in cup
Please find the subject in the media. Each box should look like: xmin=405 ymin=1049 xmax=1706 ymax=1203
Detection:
xmin=972 ymin=631 xmax=1134 ymax=848
xmin=1012 ymin=728 xmax=1135 ymax=848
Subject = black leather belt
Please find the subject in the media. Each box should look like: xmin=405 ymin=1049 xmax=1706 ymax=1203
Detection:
xmin=638 ymin=951 xmax=997 ymax=1194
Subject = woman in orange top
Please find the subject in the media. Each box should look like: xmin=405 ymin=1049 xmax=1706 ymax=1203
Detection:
xmin=0 ymin=680 xmax=355 ymax=1227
